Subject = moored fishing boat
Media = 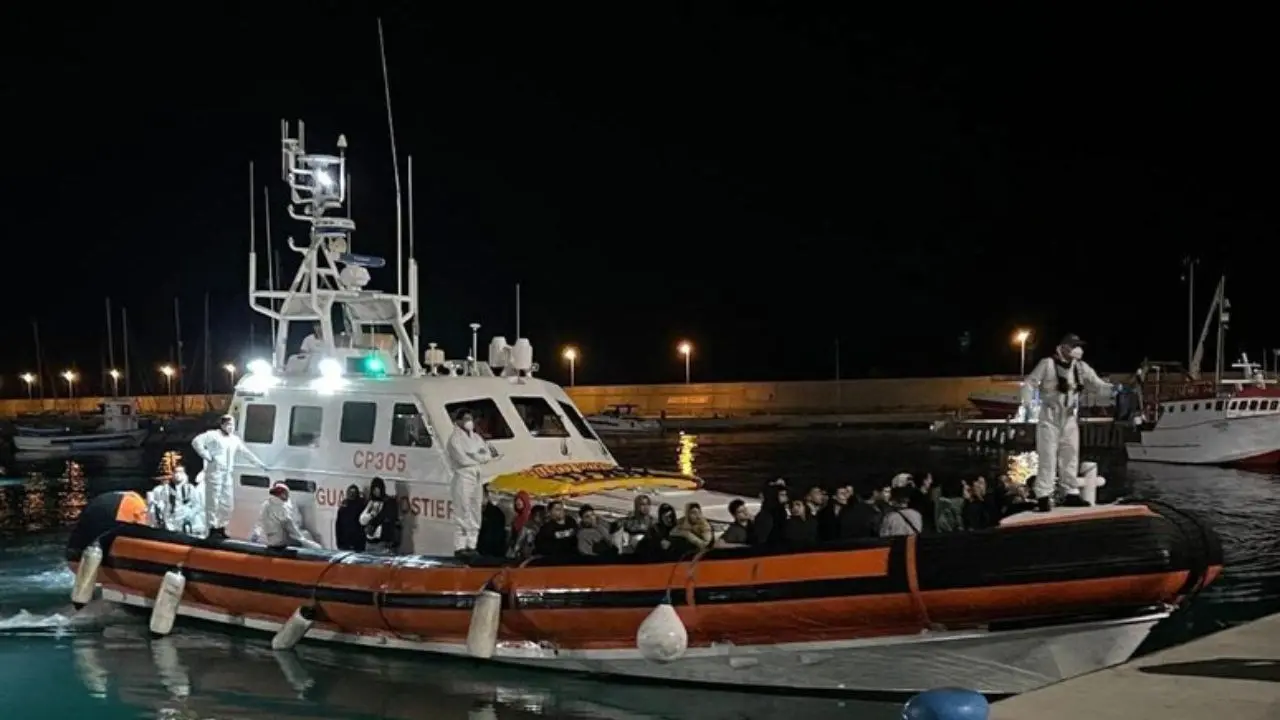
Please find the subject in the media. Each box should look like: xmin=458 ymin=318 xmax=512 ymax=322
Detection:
xmin=13 ymin=400 xmax=150 ymax=453
xmin=65 ymin=114 xmax=1223 ymax=698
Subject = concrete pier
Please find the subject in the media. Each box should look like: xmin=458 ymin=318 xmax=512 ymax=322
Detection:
xmin=991 ymin=612 xmax=1280 ymax=719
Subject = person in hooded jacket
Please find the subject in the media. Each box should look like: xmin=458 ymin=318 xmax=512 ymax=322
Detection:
xmin=934 ymin=478 xmax=967 ymax=533
xmin=751 ymin=479 xmax=790 ymax=546
xmin=818 ymin=485 xmax=850 ymax=541
xmin=476 ymin=485 xmax=509 ymax=558
xmin=783 ymin=498 xmax=819 ymax=548
xmin=839 ymin=481 xmax=883 ymax=539
xmin=669 ymin=502 xmax=714 ymax=554
xmin=635 ymin=503 xmax=679 ymax=559
xmin=258 ymin=483 xmax=321 ymax=550
xmin=335 ymin=484 xmax=367 ymax=551
xmin=360 ymin=477 xmax=400 ymax=553
xmin=509 ymin=503 xmax=545 ymax=560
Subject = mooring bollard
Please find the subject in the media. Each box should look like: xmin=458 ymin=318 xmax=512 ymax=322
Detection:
xmin=902 ymin=688 xmax=989 ymax=720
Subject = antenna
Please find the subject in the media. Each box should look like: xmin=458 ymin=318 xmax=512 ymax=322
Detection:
xmin=377 ymin=19 xmax=404 ymax=319
xmin=409 ymin=154 xmax=420 ymax=364
xmin=516 ymin=283 xmax=521 ymax=339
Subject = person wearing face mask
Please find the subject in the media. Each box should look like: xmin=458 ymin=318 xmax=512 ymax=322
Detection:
xmin=446 ymin=408 xmax=498 ymax=558
xmin=191 ymin=414 xmax=270 ymax=540
xmin=1021 ymin=333 xmax=1114 ymax=512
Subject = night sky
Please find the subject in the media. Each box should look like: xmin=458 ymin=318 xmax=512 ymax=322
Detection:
xmin=4 ymin=7 xmax=1278 ymax=396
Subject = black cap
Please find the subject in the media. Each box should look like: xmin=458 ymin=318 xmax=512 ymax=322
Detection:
xmin=1059 ymin=333 xmax=1085 ymax=348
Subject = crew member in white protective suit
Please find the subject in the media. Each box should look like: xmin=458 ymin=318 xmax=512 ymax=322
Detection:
xmin=192 ymin=414 xmax=270 ymax=540
xmin=1021 ymin=333 xmax=1114 ymax=512
xmin=174 ymin=466 xmax=208 ymax=537
xmin=257 ymin=483 xmax=321 ymax=550
xmin=446 ymin=408 xmax=498 ymax=558
xmin=300 ymin=322 xmax=324 ymax=354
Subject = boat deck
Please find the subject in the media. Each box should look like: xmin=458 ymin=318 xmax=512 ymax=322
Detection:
xmin=991 ymin=611 xmax=1280 ymax=719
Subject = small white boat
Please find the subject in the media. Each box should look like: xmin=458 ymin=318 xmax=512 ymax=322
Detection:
xmin=586 ymin=404 xmax=663 ymax=435
xmin=13 ymin=400 xmax=150 ymax=453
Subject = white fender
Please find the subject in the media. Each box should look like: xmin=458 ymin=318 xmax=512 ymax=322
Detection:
xmin=636 ymin=599 xmax=687 ymax=663
xmin=72 ymin=543 xmax=104 ymax=608
xmin=149 ymin=569 xmax=186 ymax=636
xmin=271 ymin=606 xmax=316 ymax=651
xmin=466 ymin=589 xmax=503 ymax=659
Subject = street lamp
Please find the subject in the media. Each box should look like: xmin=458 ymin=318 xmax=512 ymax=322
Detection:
xmin=1013 ymin=329 xmax=1031 ymax=376
xmin=562 ymin=347 xmax=577 ymax=387
xmin=108 ymin=368 xmax=121 ymax=397
xmin=223 ymin=363 xmax=237 ymax=389
xmin=20 ymin=372 xmax=35 ymax=400
xmin=678 ymin=341 xmax=693 ymax=384
xmin=160 ymin=365 xmax=175 ymax=396
xmin=62 ymin=370 xmax=78 ymax=403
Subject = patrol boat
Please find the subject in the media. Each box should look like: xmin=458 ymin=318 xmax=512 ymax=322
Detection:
xmin=66 ymin=118 xmax=1223 ymax=697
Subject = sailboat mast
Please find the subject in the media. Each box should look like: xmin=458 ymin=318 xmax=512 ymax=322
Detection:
xmin=105 ymin=297 xmax=116 ymax=395
xmin=31 ymin=319 xmax=45 ymax=401
xmin=174 ymin=297 xmax=184 ymax=414
xmin=204 ymin=292 xmax=211 ymax=398
xmin=122 ymin=307 xmax=132 ymax=396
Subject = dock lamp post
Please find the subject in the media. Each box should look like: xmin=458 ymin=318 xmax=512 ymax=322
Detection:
xmin=20 ymin=372 xmax=35 ymax=400
xmin=678 ymin=341 xmax=693 ymax=384
xmin=562 ymin=347 xmax=577 ymax=387
xmin=160 ymin=365 xmax=175 ymax=397
xmin=1014 ymin=329 xmax=1031 ymax=376
xmin=62 ymin=370 xmax=78 ymax=405
xmin=108 ymin=369 xmax=121 ymax=397
xmin=224 ymin=363 xmax=237 ymax=389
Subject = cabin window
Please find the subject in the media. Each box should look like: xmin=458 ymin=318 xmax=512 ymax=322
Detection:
xmin=1230 ymin=400 xmax=1239 ymax=410
xmin=1248 ymin=400 xmax=1259 ymax=411
xmin=1178 ymin=404 xmax=1185 ymax=412
xmin=511 ymin=397 xmax=570 ymax=437
xmin=1270 ymin=400 xmax=1279 ymax=411
xmin=339 ymin=401 xmax=378 ymax=444
xmin=444 ymin=399 xmax=514 ymax=440
xmin=391 ymin=402 xmax=432 ymax=447
xmin=288 ymin=406 xmax=324 ymax=447
xmin=283 ymin=478 xmax=317 ymax=493
xmin=558 ymin=401 xmax=599 ymax=441
xmin=239 ymin=474 xmax=270 ymax=488
xmin=243 ymin=404 xmax=277 ymax=444
xmin=1192 ymin=403 xmax=1200 ymax=412
xmin=1215 ymin=401 xmax=1225 ymax=411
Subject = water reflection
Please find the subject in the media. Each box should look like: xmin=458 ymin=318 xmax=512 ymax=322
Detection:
xmin=676 ymin=432 xmax=698 ymax=477
xmin=0 ymin=460 xmax=88 ymax=533
xmin=70 ymin=624 xmax=897 ymax=720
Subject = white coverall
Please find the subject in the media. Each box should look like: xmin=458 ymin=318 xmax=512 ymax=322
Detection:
xmin=192 ymin=429 xmax=267 ymax=531
xmin=147 ymin=483 xmax=176 ymax=530
xmin=446 ymin=427 xmax=494 ymax=552
xmin=185 ymin=472 xmax=209 ymax=537
xmin=257 ymin=495 xmax=320 ymax=549
xmin=1021 ymin=356 xmax=1114 ymax=500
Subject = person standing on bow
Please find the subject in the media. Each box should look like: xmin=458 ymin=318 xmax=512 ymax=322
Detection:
xmin=191 ymin=414 xmax=270 ymax=540
xmin=1021 ymin=333 xmax=1114 ymax=512
xmin=446 ymin=408 xmax=498 ymax=558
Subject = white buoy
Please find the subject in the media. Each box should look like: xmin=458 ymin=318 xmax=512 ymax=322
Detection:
xmin=271 ymin=606 xmax=317 ymax=651
xmin=71 ymin=543 xmax=104 ymax=609
xmin=466 ymin=589 xmax=503 ymax=659
xmin=636 ymin=598 xmax=687 ymax=663
xmin=149 ymin=568 xmax=186 ymax=637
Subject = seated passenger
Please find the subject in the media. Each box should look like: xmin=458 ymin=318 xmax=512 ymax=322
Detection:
xmin=669 ymin=502 xmax=714 ymax=553
xmin=168 ymin=466 xmax=202 ymax=536
xmin=360 ymin=477 xmax=400 ymax=554
xmin=575 ymin=505 xmax=616 ymax=557
xmin=717 ymin=499 xmax=754 ymax=547
xmin=840 ymin=481 xmax=883 ymax=539
xmin=258 ymin=483 xmax=321 ymax=550
xmin=963 ymin=476 xmax=995 ymax=531
xmin=146 ymin=476 xmax=175 ymax=530
xmin=805 ymin=485 xmax=828 ymax=518
xmin=880 ymin=486 xmax=923 ymax=537
xmin=476 ymin=485 xmax=509 ymax=558
xmin=621 ymin=495 xmax=656 ymax=538
xmin=335 ymin=484 xmax=367 ymax=551
xmin=534 ymin=500 xmax=578 ymax=558
xmin=635 ymin=503 xmax=678 ymax=558
xmin=752 ymin=479 xmax=790 ymax=546
xmin=818 ymin=485 xmax=850 ymax=541
xmin=783 ymin=499 xmax=819 ymax=548
xmin=510 ymin=503 xmax=546 ymax=559
xmin=909 ymin=473 xmax=936 ymax=533
xmin=934 ymin=478 xmax=967 ymax=533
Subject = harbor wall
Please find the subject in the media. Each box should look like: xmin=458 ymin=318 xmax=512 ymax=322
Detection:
xmin=0 ymin=375 xmax=1049 ymax=419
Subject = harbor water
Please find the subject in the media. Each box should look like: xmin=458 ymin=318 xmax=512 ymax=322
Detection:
xmin=1 ymin=429 xmax=1277 ymax=719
